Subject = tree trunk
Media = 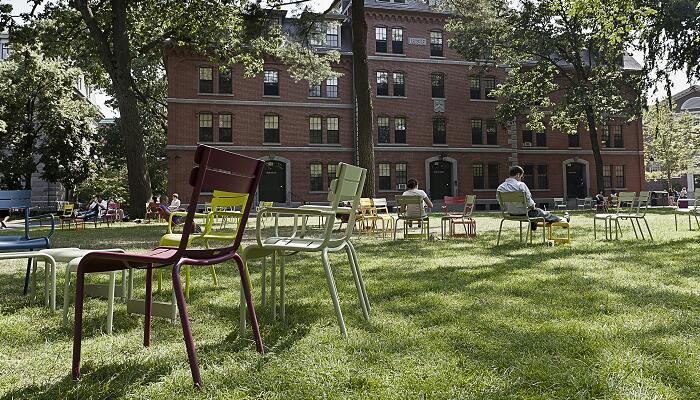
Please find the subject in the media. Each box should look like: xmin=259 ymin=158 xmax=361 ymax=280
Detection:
xmin=585 ymin=105 xmax=604 ymax=194
xmin=351 ymin=0 xmax=375 ymax=197
xmin=74 ymin=0 xmax=152 ymax=217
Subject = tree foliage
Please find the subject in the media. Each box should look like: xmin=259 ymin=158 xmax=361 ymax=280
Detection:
xmin=0 ymin=46 xmax=101 ymax=191
xmin=446 ymin=0 xmax=651 ymax=192
xmin=643 ymin=101 xmax=700 ymax=188
xmin=5 ymin=0 xmax=339 ymax=216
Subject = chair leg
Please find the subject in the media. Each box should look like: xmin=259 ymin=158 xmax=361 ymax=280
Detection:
xmin=674 ymin=213 xmax=678 ymax=231
xmin=209 ymin=265 xmax=218 ymax=286
xmin=644 ymin=218 xmax=653 ymax=241
xmin=345 ymin=243 xmax=369 ymax=321
xmin=172 ymin=260 xmax=203 ymax=388
xmin=630 ymin=219 xmax=639 ymax=239
xmin=280 ymin=255 xmax=286 ymax=324
xmin=594 ymin=217 xmax=597 ymax=239
xmin=233 ymin=254 xmax=264 ymax=355
xmin=63 ymin=263 xmax=72 ymax=326
xmin=321 ymin=249 xmax=347 ymax=337
xmin=144 ymin=266 xmax=153 ymax=347
xmin=496 ymin=219 xmax=504 ymax=245
xmin=72 ymin=268 xmax=86 ymax=380
xmin=271 ymin=252 xmax=277 ymax=320
xmin=348 ymin=241 xmax=370 ymax=312
xmin=106 ymin=272 xmax=116 ymax=334
xmin=261 ymin=256 xmax=267 ymax=308
xmin=23 ymin=257 xmax=32 ymax=296
xmin=636 ymin=219 xmax=645 ymax=240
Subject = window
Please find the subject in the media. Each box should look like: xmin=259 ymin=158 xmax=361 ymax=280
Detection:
xmin=603 ymin=165 xmax=612 ymax=188
xmin=522 ymin=129 xmax=533 ymax=145
xmin=326 ymin=77 xmax=338 ymax=98
xmin=473 ymin=163 xmax=484 ymax=189
xmin=487 ymin=163 xmax=500 ymax=189
xmin=199 ymin=66 xmax=213 ymax=93
xmin=326 ymin=24 xmax=339 ymax=47
xmin=310 ymin=23 xmax=324 ymax=46
xmin=391 ymin=27 xmax=404 ymax=54
xmin=309 ymin=82 xmax=321 ymax=97
xmin=264 ymin=114 xmax=279 ymax=143
xmin=537 ymin=165 xmax=548 ymax=189
xmin=433 ymin=117 xmax=446 ymax=144
xmin=0 ymin=42 xmax=10 ymax=59
xmin=263 ymin=70 xmax=279 ymax=96
xmin=471 ymin=119 xmax=483 ymax=145
xmin=309 ymin=116 xmax=322 ymax=144
xmin=483 ymin=76 xmax=495 ymax=99
xmin=376 ymin=71 xmax=389 ymax=96
xmin=198 ymin=113 xmax=213 ymax=142
xmin=393 ymin=72 xmax=405 ymax=96
xmin=378 ymin=116 xmax=390 ymax=143
xmin=327 ymin=116 xmax=339 ymax=144
xmin=486 ymin=120 xmax=497 ymax=145
xmin=523 ymin=165 xmax=535 ymax=188
xmin=379 ymin=163 xmax=391 ymax=190
xmin=536 ymin=130 xmax=547 ymax=147
xmin=605 ymin=125 xmax=623 ymax=148
xmin=568 ymin=132 xmax=580 ymax=147
xmin=327 ymin=163 xmax=337 ymax=189
xmin=310 ymin=163 xmax=323 ymax=191
xmin=431 ymin=73 xmax=445 ymax=98
xmin=470 ymin=76 xmax=481 ymax=99
xmin=394 ymin=117 xmax=406 ymax=144
xmin=375 ymin=27 xmax=387 ymax=53
xmin=430 ymin=31 xmax=443 ymax=57
xmin=396 ymin=163 xmax=407 ymax=188
xmin=219 ymin=113 xmax=232 ymax=142
xmin=219 ymin=67 xmax=232 ymax=94
xmin=614 ymin=165 xmax=625 ymax=188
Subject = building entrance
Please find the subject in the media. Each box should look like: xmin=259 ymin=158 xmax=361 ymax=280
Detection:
xmin=566 ymin=162 xmax=587 ymax=199
xmin=429 ymin=160 xmax=453 ymax=200
xmin=259 ymin=160 xmax=287 ymax=203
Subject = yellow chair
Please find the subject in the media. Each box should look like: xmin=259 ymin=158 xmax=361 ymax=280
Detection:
xmin=59 ymin=203 xmax=76 ymax=230
xmin=369 ymin=198 xmax=395 ymax=239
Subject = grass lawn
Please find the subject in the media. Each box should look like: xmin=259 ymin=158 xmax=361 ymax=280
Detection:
xmin=1 ymin=210 xmax=700 ymax=399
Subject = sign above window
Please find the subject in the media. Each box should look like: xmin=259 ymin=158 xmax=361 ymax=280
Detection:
xmin=408 ymin=37 xmax=426 ymax=45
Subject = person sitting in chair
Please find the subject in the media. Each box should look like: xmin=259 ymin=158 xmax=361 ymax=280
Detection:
xmin=497 ymin=166 xmax=570 ymax=230
xmin=402 ymin=178 xmax=433 ymax=220
xmin=77 ymin=195 xmax=107 ymax=221
xmin=170 ymin=193 xmax=182 ymax=210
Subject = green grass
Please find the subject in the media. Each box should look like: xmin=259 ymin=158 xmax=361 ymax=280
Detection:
xmin=2 ymin=211 xmax=700 ymax=399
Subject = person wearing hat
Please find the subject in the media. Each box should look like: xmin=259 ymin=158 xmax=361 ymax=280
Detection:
xmin=169 ymin=193 xmax=181 ymax=210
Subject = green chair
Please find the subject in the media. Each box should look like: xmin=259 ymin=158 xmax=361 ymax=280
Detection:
xmin=241 ymin=162 xmax=369 ymax=338
xmin=615 ymin=191 xmax=653 ymax=240
xmin=594 ymin=191 xmax=636 ymax=240
xmin=394 ymin=195 xmax=430 ymax=240
xmin=496 ymin=191 xmax=546 ymax=245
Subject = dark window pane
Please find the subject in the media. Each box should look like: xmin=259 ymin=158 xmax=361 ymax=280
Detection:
xmin=310 ymin=163 xmax=323 ymax=191
xmin=199 ymin=67 xmax=213 ymax=93
xmin=218 ymin=68 xmax=232 ymax=94
xmin=473 ymin=163 xmax=484 ymax=189
xmin=309 ymin=116 xmax=322 ymax=143
xmin=309 ymin=83 xmax=321 ymax=97
xmin=378 ymin=163 xmax=391 ymax=190
xmin=536 ymin=131 xmax=547 ymax=147
xmin=486 ymin=120 xmax=497 ymax=145
xmin=569 ymin=132 xmax=580 ymax=147
xmin=537 ymin=165 xmax=548 ymax=189
xmin=612 ymin=125 xmax=623 ymax=147
xmin=483 ymin=77 xmax=495 ymax=98
xmin=263 ymin=70 xmax=279 ymax=96
xmin=487 ymin=163 xmax=500 ymax=189
xmin=198 ymin=113 xmax=213 ymax=142
xmin=327 ymin=164 xmax=337 ymax=189
xmin=391 ymin=28 xmax=403 ymax=54
xmin=327 ymin=117 xmax=339 ymax=144
xmin=219 ymin=114 xmax=232 ymax=142
xmin=394 ymin=117 xmax=406 ymax=144
xmin=378 ymin=117 xmax=390 ymax=143
xmin=393 ymin=72 xmax=405 ymax=96
xmin=522 ymin=129 xmax=533 ymax=145
xmin=471 ymin=119 xmax=483 ymax=145
xmin=433 ymin=118 xmax=446 ymax=144
xmin=396 ymin=163 xmax=407 ymax=187
xmin=431 ymin=73 xmax=444 ymax=98
xmin=264 ymin=115 xmax=279 ymax=143
xmin=430 ymin=31 xmax=443 ymax=57
xmin=375 ymin=27 xmax=387 ymax=53
xmin=523 ymin=165 xmax=535 ymax=188
xmin=470 ymin=76 xmax=481 ymax=99
xmin=376 ymin=71 xmax=389 ymax=96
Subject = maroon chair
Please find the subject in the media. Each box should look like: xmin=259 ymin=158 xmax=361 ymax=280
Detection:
xmin=71 ymin=145 xmax=265 ymax=388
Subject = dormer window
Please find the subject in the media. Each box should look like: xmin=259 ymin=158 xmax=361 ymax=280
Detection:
xmin=326 ymin=24 xmax=339 ymax=47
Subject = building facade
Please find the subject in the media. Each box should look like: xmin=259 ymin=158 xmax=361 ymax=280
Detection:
xmin=165 ymin=0 xmax=645 ymax=206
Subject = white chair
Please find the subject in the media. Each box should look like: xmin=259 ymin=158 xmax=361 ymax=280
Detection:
xmin=553 ymin=197 xmax=567 ymax=211
xmin=615 ymin=191 xmax=653 ymax=240
xmin=674 ymin=198 xmax=700 ymax=231
xmin=594 ymin=192 xmax=635 ymax=240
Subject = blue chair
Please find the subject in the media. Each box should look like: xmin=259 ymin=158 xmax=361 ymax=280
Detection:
xmin=0 ymin=190 xmax=55 ymax=294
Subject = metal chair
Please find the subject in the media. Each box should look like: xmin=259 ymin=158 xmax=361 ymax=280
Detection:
xmin=71 ymin=145 xmax=265 ymax=388
xmin=615 ymin=191 xmax=653 ymax=240
xmin=553 ymin=197 xmax=567 ymax=211
xmin=594 ymin=192 xmax=636 ymax=240
xmin=496 ymin=191 xmax=546 ymax=245
xmin=440 ymin=195 xmax=477 ymax=239
xmin=241 ymin=163 xmax=369 ymax=338
xmin=674 ymin=198 xmax=700 ymax=231
xmin=394 ymin=195 xmax=430 ymax=239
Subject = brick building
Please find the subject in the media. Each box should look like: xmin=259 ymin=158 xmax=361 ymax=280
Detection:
xmin=165 ymin=0 xmax=645 ymax=206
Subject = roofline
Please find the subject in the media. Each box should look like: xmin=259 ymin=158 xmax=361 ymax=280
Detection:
xmin=671 ymin=85 xmax=700 ymax=101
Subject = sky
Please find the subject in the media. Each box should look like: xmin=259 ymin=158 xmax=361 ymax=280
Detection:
xmin=3 ymin=0 xmax=698 ymax=115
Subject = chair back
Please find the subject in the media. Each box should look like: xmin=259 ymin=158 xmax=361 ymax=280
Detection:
xmin=463 ymin=195 xmax=476 ymax=217
xmin=372 ymin=198 xmax=391 ymax=214
xmin=62 ymin=203 xmax=75 ymax=217
xmin=396 ymin=195 xmax=424 ymax=219
xmin=326 ymin=163 xmax=367 ymax=238
xmin=497 ymin=191 xmax=529 ymax=217
xmin=553 ymin=197 xmax=564 ymax=203
xmin=635 ymin=191 xmax=651 ymax=215
xmin=257 ymin=201 xmax=273 ymax=210
xmin=179 ymin=145 xmax=264 ymax=256
xmin=614 ymin=192 xmax=636 ymax=213
xmin=0 ymin=190 xmax=32 ymax=238
xmin=442 ymin=195 xmax=465 ymax=215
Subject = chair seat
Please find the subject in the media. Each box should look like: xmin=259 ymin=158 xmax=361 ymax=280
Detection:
xmin=200 ymin=231 xmax=236 ymax=241
xmin=0 ymin=237 xmax=50 ymax=250
xmin=78 ymin=247 xmax=180 ymax=271
xmin=41 ymin=248 xmax=124 ymax=263
xmin=258 ymin=236 xmax=326 ymax=251
xmin=594 ymin=213 xmax=616 ymax=219
xmin=160 ymin=233 xmax=201 ymax=247
xmin=442 ymin=214 xmax=471 ymax=220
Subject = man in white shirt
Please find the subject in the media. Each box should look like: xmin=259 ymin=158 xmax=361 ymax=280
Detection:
xmin=497 ymin=166 xmax=569 ymax=230
xmin=170 ymin=193 xmax=181 ymax=210
xmin=77 ymin=195 xmax=108 ymax=220
xmin=402 ymin=178 xmax=433 ymax=217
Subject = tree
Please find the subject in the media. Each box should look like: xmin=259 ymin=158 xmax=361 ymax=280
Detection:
xmin=0 ymin=46 xmax=101 ymax=191
xmin=351 ymin=0 xmax=375 ymax=197
xmin=446 ymin=0 xmax=650 ymax=193
xmin=639 ymin=0 xmax=700 ymax=82
xmin=7 ymin=0 xmax=339 ymax=216
xmin=643 ymin=100 xmax=700 ymax=189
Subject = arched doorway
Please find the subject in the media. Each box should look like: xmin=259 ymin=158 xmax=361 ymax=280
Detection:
xmin=565 ymin=162 xmax=587 ymax=199
xmin=259 ymin=159 xmax=287 ymax=203
xmin=429 ymin=160 xmax=453 ymax=200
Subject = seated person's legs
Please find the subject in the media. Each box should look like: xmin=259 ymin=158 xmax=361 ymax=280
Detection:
xmin=527 ymin=207 xmax=569 ymax=230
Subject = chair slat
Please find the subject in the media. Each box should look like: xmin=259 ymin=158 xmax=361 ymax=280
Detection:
xmin=0 ymin=190 xmax=32 ymax=209
xmin=202 ymin=169 xmax=257 ymax=195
